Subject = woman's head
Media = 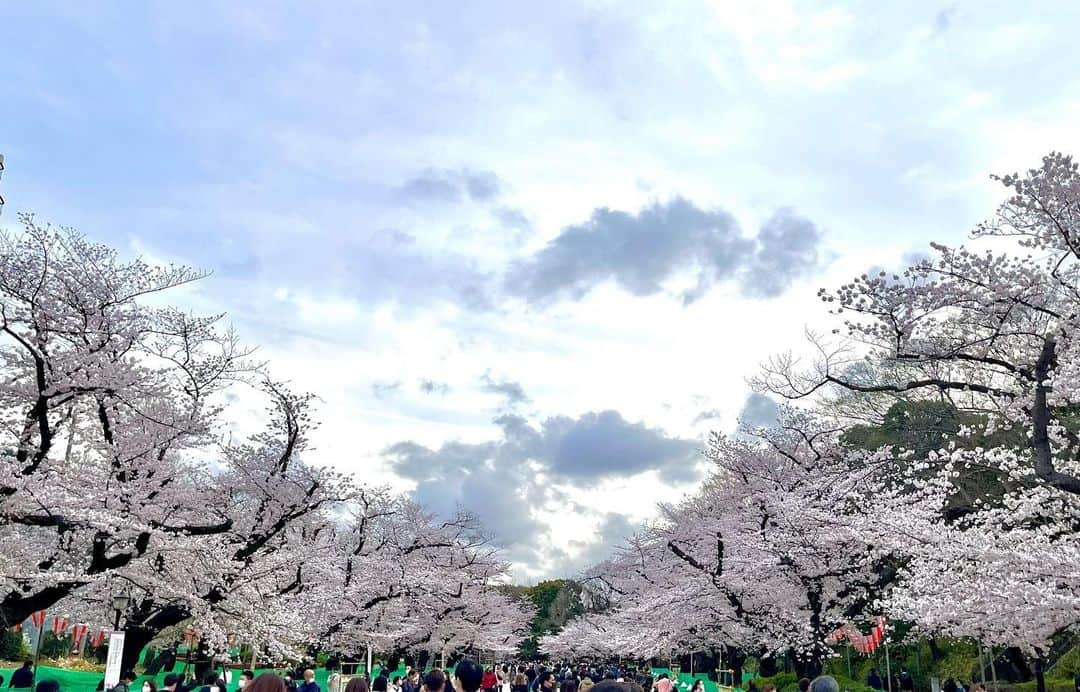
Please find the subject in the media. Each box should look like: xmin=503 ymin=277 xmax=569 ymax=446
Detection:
xmin=142 ymin=681 xmax=159 ymax=692
xmin=347 ymin=679 xmax=371 ymax=692
xmin=247 ymin=674 xmax=287 ymax=692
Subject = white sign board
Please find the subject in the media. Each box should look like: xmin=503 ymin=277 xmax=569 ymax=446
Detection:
xmin=104 ymin=631 xmax=126 ymax=690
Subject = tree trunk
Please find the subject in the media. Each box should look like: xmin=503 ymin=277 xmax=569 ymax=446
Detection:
xmin=121 ymin=604 xmax=190 ymax=673
xmin=1034 ymin=657 xmax=1046 ymax=692
xmin=724 ymin=647 xmax=745 ymax=688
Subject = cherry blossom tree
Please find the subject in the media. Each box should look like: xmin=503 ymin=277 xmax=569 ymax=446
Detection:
xmin=569 ymin=412 xmax=889 ymax=676
xmin=753 ymin=153 xmax=1080 ymax=656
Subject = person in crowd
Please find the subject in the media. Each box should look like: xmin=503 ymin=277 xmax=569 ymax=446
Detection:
xmin=561 ymin=679 xmax=578 ymax=692
xmin=142 ymin=681 xmax=158 ymax=692
xmin=248 ymin=675 xmax=287 ymax=692
xmin=536 ymin=674 xmax=555 ymax=692
xmin=392 ymin=677 xmax=403 ymax=692
xmin=590 ymin=681 xmax=642 ymax=692
xmin=298 ymin=670 xmax=320 ymax=692
xmin=653 ymin=676 xmax=671 ymax=692
xmin=898 ymin=672 xmax=914 ymax=692
xmin=798 ymin=680 xmax=810 ymax=692
xmin=867 ymin=671 xmax=883 ymax=692
xmin=482 ymin=668 xmax=498 ymax=692
xmin=162 ymin=675 xmax=183 ymax=692
xmin=691 ymin=682 xmax=705 ymax=692
xmin=512 ymin=675 xmax=529 ymax=692
xmin=524 ymin=670 xmax=536 ymax=689
xmin=403 ymin=672 xmax=421 ymax=692
xmin=943 ymin=679 xmax=957 ymax=692
xmin=240 ymin=673 xmax=256 ymax=690
xmin=374 ymin=675 xmax=389 ymax=692
xmin=114 ymin=671 xmax=139 ymax=692
xmin=346 ymin=679 xmax=370 ymax=692
xmin=455 ymin=661 xmax=483 ymax=692
xmin=577 ymin=680 xmax=593 ymax=692
xmin=809 ymin=679 xmax=838 ymax=692
xmin=10 ymin=662 xmax=34 ymax=689
xmin=34 ymin=682 xmax=59 ymax=692
xmin=282 ymin=674 xmax=298 ymax=692
xmin=423 ymin=671 xmax=446 ymax=692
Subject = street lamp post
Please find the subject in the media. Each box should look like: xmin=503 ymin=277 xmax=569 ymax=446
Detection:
xmin=104 ymin=591 xmax=130 ymax=690
xmin=112 ymin=592 xmax=130 ymax=631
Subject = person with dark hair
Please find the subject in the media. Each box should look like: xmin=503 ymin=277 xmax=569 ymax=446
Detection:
xmin=283 ymin=673 xmax=298 ymax=692
xmin=590 ymin=682 xmax=642 ymax=692
xmin=481 ymin=668 xmax=498 ymax=692
xmin=247 ymin=675 xmax=287 ymax=692
xmin=536 ymin=674 xmax=555 ymax=692
xmin=34 ymin=682 xmax=59 ymax=692
xmin=141 ymin=680 xmax=158 ymax=692
xmin=455 ymin=661 xmax=484 ymax=692
xmin=392 ymin=678 xmax=403 ymax=692
xmin=239 ymin=673 xmax=256 ymax=691
xmin=511 ymin=674 xmax=529 ymax=692
xmin=690 ymin=682 xmax=704 ymax=692
xmin=868 ymin=671 xmax=883 ymax=692
xmin=113 ymin=671 xmax=138 ymax=692
xmin=653 ymin=676 xmax=671 ymax=692
xmin=10 ymin=662 xmax=34 ymax=689
xmin=163 ymin=675 xmax=183 ymax=692
xmin=798 ymin=680 xmax=811 ymax=692
xmin=423 ymin=671 xmax=446 ymax=692
xmin=561 ymin=679 xmax=578 ymax=692
xmin=346 ymin=679 xmax=370 ymax=692
xmin=374 ymin=676 xmax=389 ymax=692
xmin=403 ymin=672 xmax=420 ymax=692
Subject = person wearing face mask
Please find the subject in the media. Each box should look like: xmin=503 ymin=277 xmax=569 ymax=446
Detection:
xmin=142 ymin=680 xmax=159 ymax=692
xmin=239 ymin=673 xmax=256 ymax=691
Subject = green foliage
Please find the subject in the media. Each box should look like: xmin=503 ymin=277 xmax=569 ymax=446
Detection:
xmin=1051 ymin=645 xmax=1080 ymax=678
xmin=758 ymin=672 xmax=799 ymax=692
xmin=503 ymin=579 xmax=585 ymax=659
xmin=0 ymin=630 xmax=28 ymax=661
xmin=1002 ymin=680 xmax=1076 ymax=692
xmin=40 ymin=632 xmax=71 ymax=658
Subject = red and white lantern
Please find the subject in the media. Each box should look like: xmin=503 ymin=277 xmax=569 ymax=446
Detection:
xmin=51 ymin=616 xmax=69 ymax=636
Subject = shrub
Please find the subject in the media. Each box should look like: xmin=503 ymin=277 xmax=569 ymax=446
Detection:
xmin=0 ymin=629 xmax=28 ymax=661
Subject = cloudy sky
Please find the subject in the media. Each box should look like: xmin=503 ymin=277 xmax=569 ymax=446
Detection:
xmin=3 ymin=1 xmax=1080 ymax=580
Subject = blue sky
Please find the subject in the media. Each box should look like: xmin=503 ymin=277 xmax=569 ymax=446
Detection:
xmin=3 ymin=0 xmax=1080 ymax=580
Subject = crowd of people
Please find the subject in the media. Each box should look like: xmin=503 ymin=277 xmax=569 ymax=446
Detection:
xmin=0 ymin=656 xmax=868 ymax=692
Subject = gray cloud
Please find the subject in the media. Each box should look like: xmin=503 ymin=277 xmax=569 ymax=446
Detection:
xmin=372 ymin=379 xmax=403 ymax=399
xmin=541 ymin=410 xmax=700 ymax=482
xmin=505 ymin=198 xmax=823 ymax=306
xmin=692 ymin=408 xmax=723 ymax=425
xmin=418 ymin=378 xmax=450 ymax=395
xmin=480 ymin=372 xmax=530 ymax=407
xmin=399 ymin=167 xmax=501 ymax=203
xmin=740 ymin=209 xmax=824 ymax=298
xmin=737 ymin=392 xmax=781 ymax=432
xmin=383 ymin=409 xmax=702 ymax=573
